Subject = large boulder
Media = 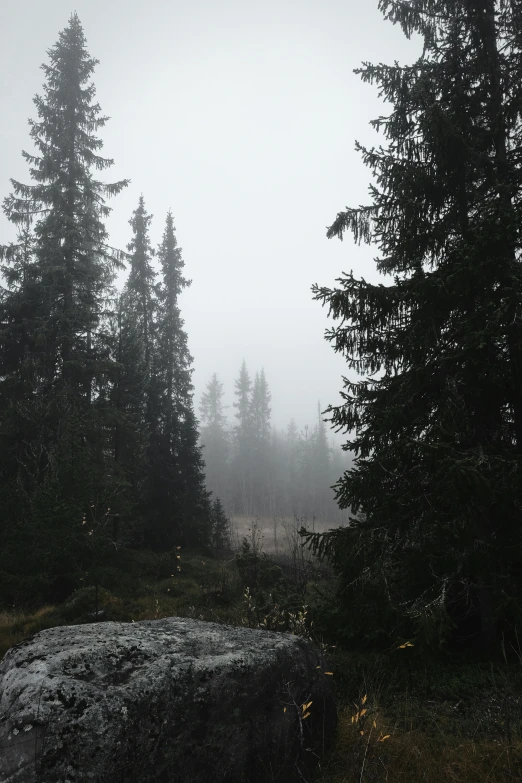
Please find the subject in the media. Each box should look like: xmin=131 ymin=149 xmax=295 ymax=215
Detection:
xmin=0 ymin=617 xmax=337 ymax=782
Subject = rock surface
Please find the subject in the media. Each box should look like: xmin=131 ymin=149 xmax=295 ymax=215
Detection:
xmin=0 ymin=618 xmax=337 ymax=782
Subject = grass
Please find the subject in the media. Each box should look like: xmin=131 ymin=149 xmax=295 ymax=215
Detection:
xmin=0 ymin=550 xmax=247 ymax=658
xmin=313 ymin=647 xmax=522 ymax=782
xmin=1 ymin=542 xmax=522 ymax=782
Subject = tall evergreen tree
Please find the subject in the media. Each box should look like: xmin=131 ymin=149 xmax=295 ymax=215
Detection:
xmin=285 ymin=419 xmax=301 ymax=515
xmin=250 ymin=368 xmax=272 ymax=514
xmin=3 ymin=13 xmax=127 ymax=396
xmin=209 ymin=496 xmax=232 ymax=554
xmin=126 ymin=196 xmax=156 ymax=382
xmin=305 ymin=0 xmax=522 ymax=648
xmin=250 ymin=369 xmax=272 ymax=443
xmin=153 ymin=211 xmax=210 ymax=548
xmin=0 ymin=14 xmax=128 ymax=601
xmin=199 ymin=373 xmax=230 ymax=508
xmin=109 ymin=290 xmax=148 ymax=508
xmin=120 ymin=195 xmax=158 ymax=540
xmin=232 ymin=360 xmax=254 ymax=515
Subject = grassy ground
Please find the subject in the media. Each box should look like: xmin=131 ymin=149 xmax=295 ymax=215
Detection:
xmin=313 ymin=647 xmax=522 ymax=782
xmin=0 ymin=549 xmax=246 ymax=658
xmin=1 ymin=543 xmax=522 ymax=782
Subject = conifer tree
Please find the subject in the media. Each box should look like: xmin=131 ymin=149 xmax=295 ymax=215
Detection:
xmin=0 ymin=14 xmax=128 ymax=601
xmin=285 ymin=419 xmax=301 ymax=515
xmin=199 ymin=373 xmax=230 ymax=508
xmin=126 ymin=196 xmax=156 ymax=382
xmin=152 ymin=211 xmax=211 ymax=548
xmin=210 ymin=497 xmax=232 ymax=554
xmin=250 ymin=369 xmax=271 ymax=442
xmin=232 ymin=360 xmax=254 ymax=515
xmin=109 ymin=290 xmax=148 ymax=501
xmin=305 ymin=0 xmax=522 ymax=648
xmin=3 ymin=13 xmax=127 ymax=397
xmin=250 ymin=368 xmax=272 ymax=515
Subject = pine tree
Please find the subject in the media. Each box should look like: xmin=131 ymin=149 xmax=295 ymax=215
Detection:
xmin=297 ymin=425 xmax=314 ymax=520
xmin=305 ymin=0 xmax=522 ymax=648
xmin=109 ymin=290 xmax=148 ymax=504
xmin=210 ymin=496 xmax=232 ymax=554
xmin=126 ymin=196 xmax=156 ymax=382
xmin=120 ymin=195 xmax=158 ymax=539
xmin=250 ymin=369 xmax=271 ymax=441
xmin=0 ymin=14 xmax=128 ymax=602
xmin=199 ymin=373 xmax=230 ymax=508
xmin=284 ymin=419 xmax=301 ymax=516
xmin=3 ymin=13 xmax=128 ymax=397
xmin=152 ymin=211 xmax=210 ymax=549
xmin=0 ymin=223 xmax=41 ymax=587
xmin=232 ymin=360 xmax=254 ymax=515
xmin=250 ymin=368 xmax=272 ymax=515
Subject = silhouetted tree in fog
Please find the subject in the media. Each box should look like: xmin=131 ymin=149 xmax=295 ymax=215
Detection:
xmin=199 ymin=373 xmax=230 ymax=507
xmin=152 ymin=211 xmax=211 ymax=548
xmin=232 ymin=359 xmax=254 ymax=515
xmin=250 ymin=368 xmax=272 ymax=515
xmin=304 ymin=0 xmax=522 ymax=649
xmin=0 ymin=13 xmax=128 ymax=600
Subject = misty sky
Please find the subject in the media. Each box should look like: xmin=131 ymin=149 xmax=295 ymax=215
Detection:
xmin=0 ymin=0 xmax=421 ymax=434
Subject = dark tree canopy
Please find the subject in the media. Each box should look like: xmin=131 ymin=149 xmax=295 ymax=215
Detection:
xmin=305 ymin=0 xmax=522 ymax=649
xmin=0 ymin=15 xmax=213 ymax=604
xmin=0 ymin=14 xmax=130 ymax=603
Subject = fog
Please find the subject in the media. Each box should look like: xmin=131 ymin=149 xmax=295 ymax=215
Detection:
xmin=0 ymin=0 xmax=421 ymax=432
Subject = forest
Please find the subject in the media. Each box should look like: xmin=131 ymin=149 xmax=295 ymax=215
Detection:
xmin=198 ymin=365 xmax=350 ymax=524
xmin=1 ymin=2 xmax=522 ymax=781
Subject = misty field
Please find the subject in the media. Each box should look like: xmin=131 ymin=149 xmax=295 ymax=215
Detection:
xmin=230 ymin=515 xmax=346 ymax=555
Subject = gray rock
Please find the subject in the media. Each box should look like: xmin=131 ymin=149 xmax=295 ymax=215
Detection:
xmin=0 ymin=618 xmax=337 ymax=782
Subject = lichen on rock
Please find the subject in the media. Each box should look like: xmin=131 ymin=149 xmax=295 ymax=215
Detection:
xmin=0 ymin=617 xmax=337 ymax=782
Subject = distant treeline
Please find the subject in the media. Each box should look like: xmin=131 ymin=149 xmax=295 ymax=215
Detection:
xmin=199 ymin=363 xmax=351 ymax=523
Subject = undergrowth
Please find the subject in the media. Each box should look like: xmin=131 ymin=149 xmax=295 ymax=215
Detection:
xmin=1 ymin=533 xmax=522 ymax=782
xmin=312 ymin=645 xmax=522 ymax=782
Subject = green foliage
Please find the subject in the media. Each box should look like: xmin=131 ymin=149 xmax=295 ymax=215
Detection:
xmin=235 ymin=536 xmax=285 ymax=595
xmin=0 ymin=17 xmax=213 ymax=606
xmin=0 ymin=14 xmax=131 ymax=605
xmin=147 ymin=211 xmax=212 ymax=550
xmin=307 ymin=0 xmax=522 ymax=651
xmin=210 ymin=497 xmax=232 ymax=554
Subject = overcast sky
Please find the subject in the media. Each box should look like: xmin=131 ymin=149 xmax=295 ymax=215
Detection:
xmin=0 ymin=0 xmax=421 ymax=434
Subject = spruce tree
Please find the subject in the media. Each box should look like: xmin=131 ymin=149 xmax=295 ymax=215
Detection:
xmin=199 ymin=373 xmax=230 ymax=508
xmin=0 ymin=14 xmax=128 ymax=602
xmin=109 ymin=290 xmax=148 ymax=505
xmin=121 ymin=196 xmax=158 ymax=539
xmin=250 ymin=368 xmax=272 ymax=515
xmin=210 ymin=497 xmax=232 ymax=554
xmin=126 ymin=196 xmax=156 ymax=383
xmin=153 ymin=211 xmax=210 ymax=548
xmin=3 ymin=13 xmax=128 ymax=396
xmin=285 ymin=419 xmax=301 ymax=516
xmin=305 ymin=0 xmax=522 ymax=648
xmin=232 ymin=360 xmax=254 ymax=515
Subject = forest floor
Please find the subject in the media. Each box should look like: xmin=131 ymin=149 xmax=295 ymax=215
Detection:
xmin=1 ymin=544 xmax=521 ymax=782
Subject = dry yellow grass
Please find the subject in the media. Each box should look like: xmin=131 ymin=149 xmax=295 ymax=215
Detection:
xmin=317 ymin=707 xmax=522 ymax=782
